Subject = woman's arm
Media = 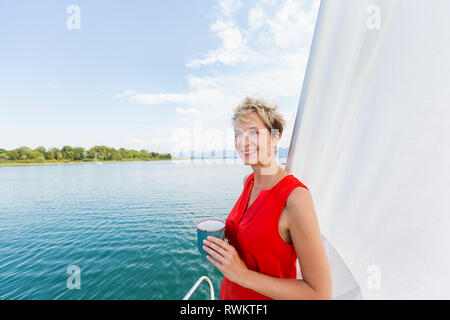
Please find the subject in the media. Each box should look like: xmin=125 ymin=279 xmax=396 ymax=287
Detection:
xmin=204 ymin=187 xmax=332 ymax=300
xmin=240 ymin=269 xmax=324 ymax=300
xmin=241 ymin=187 xmax=332 ymax=299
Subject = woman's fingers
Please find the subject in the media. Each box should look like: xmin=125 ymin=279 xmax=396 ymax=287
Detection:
xmin=203 ymin=238 xmax=228 ymax=257
xmin=206 ymin=255 xmax=223 ymax=272
xmin=203 ymin=244 xmax=225 ymax=263
xmin=206 ymin=236 xmax=232 ymax=250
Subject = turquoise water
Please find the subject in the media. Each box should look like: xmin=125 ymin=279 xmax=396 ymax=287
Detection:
xmin=0 ymin=160 xmax=252 ymax=299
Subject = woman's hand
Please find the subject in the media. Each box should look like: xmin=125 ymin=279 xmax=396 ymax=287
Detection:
xmin=203 ymin=236 xmax=250 ymax=286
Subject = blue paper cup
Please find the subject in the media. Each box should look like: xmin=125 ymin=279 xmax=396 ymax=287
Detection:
xmin=196 ymin=219 xmax=225 ymax=255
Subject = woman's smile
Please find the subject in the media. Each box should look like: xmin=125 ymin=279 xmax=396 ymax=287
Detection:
xmin=242 ymin=150 xmax=258 ymax=157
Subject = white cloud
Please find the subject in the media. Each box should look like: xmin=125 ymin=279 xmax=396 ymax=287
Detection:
xmin=266 ymin=0 xmax=320 ymax=48
xmin=179 ymin=0 xmax=319 ymax=114
xmin=187 ymin=0 xmax=319 ymax=67
xmin=175 ymin=107 xmax=201 ymax=115
xmin=115 ymin=0 xmax=320 ymax=150
xmin=248 ymin=7 xmax=265 ymax=29
xmin=219 ymin=0 xmax=242 ymax=17
xmin=113 ymin=90 xmax=136 ymax=99
xmin=187 ymin=19 xmax=255 ymax=68
xmin=114 ymin=76 xmax=236 ymax=113
xmin=262 ymin=0 xmax=278 ymax=6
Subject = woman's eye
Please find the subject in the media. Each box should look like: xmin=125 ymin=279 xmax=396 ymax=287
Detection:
xmin=234 ymin=130 xmax=258 ymax=138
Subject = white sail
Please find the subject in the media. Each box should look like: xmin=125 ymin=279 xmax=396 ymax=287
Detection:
xmin=287 ymin=0 xmax=450 ymax=299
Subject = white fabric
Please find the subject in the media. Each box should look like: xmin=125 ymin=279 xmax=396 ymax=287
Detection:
xmin=288 ymin=0 xmax=450 ymax=299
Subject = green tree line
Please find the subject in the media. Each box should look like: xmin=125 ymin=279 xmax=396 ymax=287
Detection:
xmin=0 ymin=146 xmax=172 ymax=163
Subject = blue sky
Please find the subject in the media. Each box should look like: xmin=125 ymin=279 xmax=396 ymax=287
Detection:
xmin=0 ymin=0 xmax=320 ymax=153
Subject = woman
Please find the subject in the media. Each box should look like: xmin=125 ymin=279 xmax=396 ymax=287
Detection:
xmin=203 ymin=97 xmax=332 ymax=300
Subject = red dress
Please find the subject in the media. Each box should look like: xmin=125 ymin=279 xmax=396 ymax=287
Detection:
xmin=220 ymin=172 xmax=309 ymax=300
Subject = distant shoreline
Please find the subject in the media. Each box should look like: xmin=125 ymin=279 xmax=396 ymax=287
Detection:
xmin=0 ymin=158 xmax=188 ymax=168
xmin=0 ymin=157 xmax=287 ymax=168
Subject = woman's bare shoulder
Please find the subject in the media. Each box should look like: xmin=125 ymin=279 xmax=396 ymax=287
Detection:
xmin=285 ymin=187 xmax=314 ymax=218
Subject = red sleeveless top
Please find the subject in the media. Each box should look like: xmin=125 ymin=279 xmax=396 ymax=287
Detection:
xmin=220 ymin=172 xmax=309 ymax=300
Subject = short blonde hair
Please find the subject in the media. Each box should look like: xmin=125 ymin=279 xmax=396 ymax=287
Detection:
xmin=232 ymin=96 xmax=286 ymax=137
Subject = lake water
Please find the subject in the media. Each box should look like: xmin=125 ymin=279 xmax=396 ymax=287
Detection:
xmin=0 ymin=159 xmax=265 ymax=300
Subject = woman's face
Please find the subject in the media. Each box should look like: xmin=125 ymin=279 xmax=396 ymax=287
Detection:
xmin=234 ymin=112 xmax=279 ymax=166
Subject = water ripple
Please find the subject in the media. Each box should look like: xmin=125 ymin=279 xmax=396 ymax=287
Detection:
xmin=0 ymin=161 xmax=249 ymax=299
